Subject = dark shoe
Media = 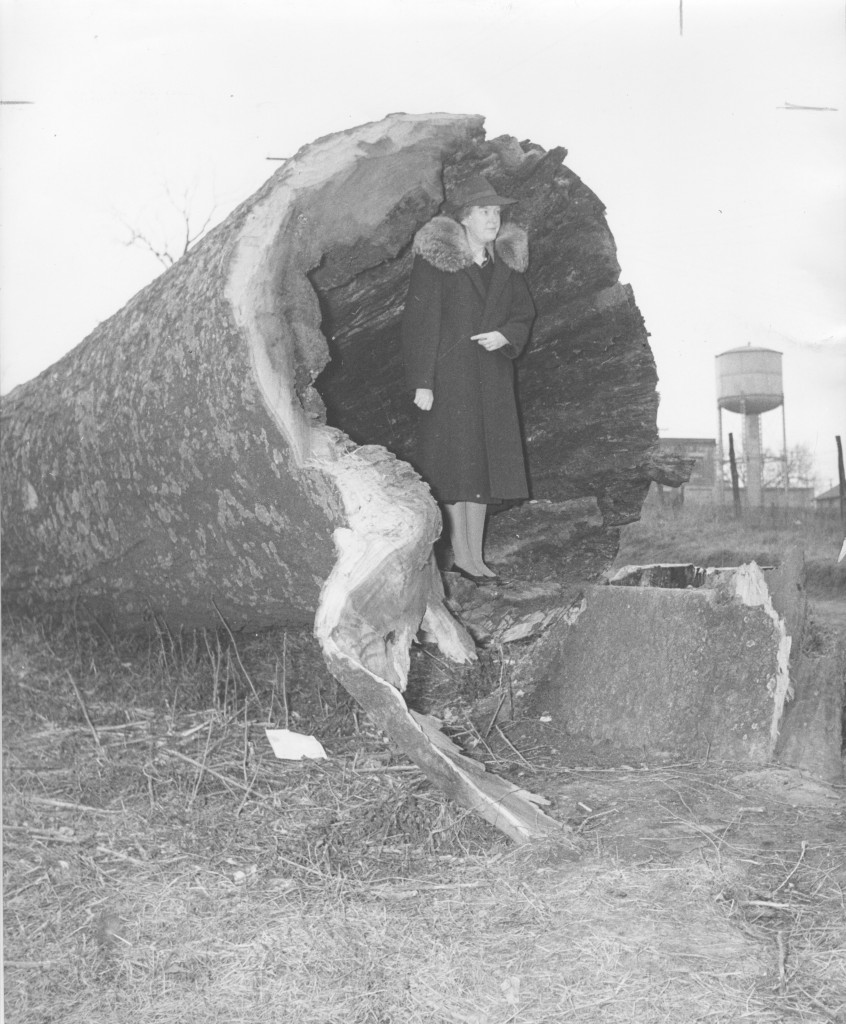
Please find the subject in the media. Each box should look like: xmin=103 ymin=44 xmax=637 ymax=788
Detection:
xmin=451 ymin=566 xmax=500 ymax=586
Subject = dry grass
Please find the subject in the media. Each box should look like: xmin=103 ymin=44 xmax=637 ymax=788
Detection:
xmin=614 ymin=504 xmax=845 ymax=599
xmin=4 ymin=504 xmax=846 ymax=1023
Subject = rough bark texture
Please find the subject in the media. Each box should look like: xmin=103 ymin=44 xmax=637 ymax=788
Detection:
xmin=1 ymin=113 xmax=665 ymax=839
xmin=2 ymin=115 xmax=480 ymax=631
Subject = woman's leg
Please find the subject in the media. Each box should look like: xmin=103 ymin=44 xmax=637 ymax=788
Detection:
xmin=444 ymin=502 xmax=472 ymax=571
xmin=445 ymin=501 xmax=495 ymax=577
xmin=465 ymin=501 xmax=496 ymax=576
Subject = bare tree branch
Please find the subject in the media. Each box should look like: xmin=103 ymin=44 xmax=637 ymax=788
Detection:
xmin=120 ymin=222 xmax=176 ymax=268
xmin=119 ymin=183 xmax=217 ymax=269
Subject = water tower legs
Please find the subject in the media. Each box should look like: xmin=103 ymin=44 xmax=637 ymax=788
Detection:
xmin=744 ymin=411 xmax=763 ymax=507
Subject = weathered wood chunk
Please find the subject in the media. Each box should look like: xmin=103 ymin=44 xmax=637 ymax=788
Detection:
xmin=513 ymin=553 xmax=841 ymax=781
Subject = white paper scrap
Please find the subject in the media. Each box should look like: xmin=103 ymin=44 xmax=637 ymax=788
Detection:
xmin=265 ymin=728 xmax=328 ymax=761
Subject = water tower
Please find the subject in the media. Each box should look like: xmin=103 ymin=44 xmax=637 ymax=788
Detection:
xmin=715 ymin=346 xmax=788 ymax=507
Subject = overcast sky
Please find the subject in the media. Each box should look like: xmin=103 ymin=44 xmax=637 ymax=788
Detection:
xmin=1 ymin=0 xmax=844 ymax=487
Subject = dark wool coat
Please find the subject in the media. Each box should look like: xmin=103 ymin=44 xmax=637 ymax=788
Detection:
xmin=401 ymin=216 xmax=535 ymax=503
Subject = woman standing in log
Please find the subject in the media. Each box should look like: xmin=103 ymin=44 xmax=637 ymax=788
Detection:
xmin=402 ymin=176 xmax=535 ymax=584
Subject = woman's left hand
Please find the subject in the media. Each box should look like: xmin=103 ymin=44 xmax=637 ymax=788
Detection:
xmin=472 ymin=331 xmax=508 ymax=352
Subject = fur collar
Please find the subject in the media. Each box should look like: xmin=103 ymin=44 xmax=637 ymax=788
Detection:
xmin=412 ymin=216 xmax=529 ymax=274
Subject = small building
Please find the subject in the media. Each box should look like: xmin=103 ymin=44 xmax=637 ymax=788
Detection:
xmin=759 ymin=486 xmax=815 ymax=510
xmin=649 ymin=437 xmax=815 ymax=509
xmin=814 ymin=485 xmax=844 ymax=515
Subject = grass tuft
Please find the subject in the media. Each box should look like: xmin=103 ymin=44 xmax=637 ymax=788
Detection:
xmin=615 ymin=505 xmax=844 ymax=594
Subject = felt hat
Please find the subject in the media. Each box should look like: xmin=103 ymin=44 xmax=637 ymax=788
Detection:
xmin=447 ymin=175 xmax=517 ymax=213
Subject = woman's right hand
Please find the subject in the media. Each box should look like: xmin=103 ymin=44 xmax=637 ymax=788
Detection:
xmin=414 ymin=388 xmax=434 ymax=411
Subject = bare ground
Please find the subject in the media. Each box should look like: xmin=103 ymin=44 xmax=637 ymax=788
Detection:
xmin=3 ymin=506 xmax=845 ymax=1023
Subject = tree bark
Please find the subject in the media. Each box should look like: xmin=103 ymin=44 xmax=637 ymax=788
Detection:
xmin=1 ymin=113 xmax=664 ymax=841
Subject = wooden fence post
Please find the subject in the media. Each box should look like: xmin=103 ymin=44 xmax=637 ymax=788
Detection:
xmin=728 ymin=432 xmax=742 ymax=517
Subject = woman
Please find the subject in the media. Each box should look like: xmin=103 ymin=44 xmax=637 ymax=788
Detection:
xmin=401 ymin=175 xmax=535 ymax=584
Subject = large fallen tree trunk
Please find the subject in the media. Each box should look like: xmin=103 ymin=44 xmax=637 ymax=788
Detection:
xmin=1 ymin=113 xmax=663 ymax=840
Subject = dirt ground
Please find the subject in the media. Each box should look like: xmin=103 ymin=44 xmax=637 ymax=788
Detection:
xmin=3 ymin=507 xmax=845 ymax=1023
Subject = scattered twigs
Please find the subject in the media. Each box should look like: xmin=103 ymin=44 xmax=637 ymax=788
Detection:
xmin=658 ymin=804 xmax=728 ymax=866
xmin=776 ymin=929 xmax=788 ymax=995
xmin=772 ymin=840 xmax=808 ymax=896
xmin=267 ymin=635 xmax=290 ymax=725
xmin=274 ymin=851 xmax=336 ymax=884
xmin=65 ymin=670 xmax=101 ymax=748
xmin=281 ymin=632 xmax=289 ymax=728
xmin=242 ymin=701 xmax=250 ymax=784
xmin=5 ymin=609 xmax=845 ymax=1024
xmin=4 ymin=960 xmax=60 ymax=969
xmin=25 ymin=796 xmax=119 ymax=815
xmin=4 ymin=875 xmax=52 ymax=900
xmin=163 ymin=747 xmax=274 ymax=809
xmin=146 ymin=605 xmax=174 ymax=681
xmin=211 ymin=600 xmax=259 ymax=701
xmin=28 ymin=720 xmax=149 ymax=740
xmin=7 ymin=826 xmax=81 ymax=845
xmin=575 ymin=806 xmax=619 ymax=835
xmin=794 ymin=984 xmax=841 ymax=1024
xmin=188 ymin=718 xmax=215 ymax=807
xmin=173 ymin=715 xmax=217 ymax=741
xmin=494 ymin=724 xmax=532 ymax=768
xmin=202 ymin=627 xmax=223 ymax=707
xmin=483 ymin=688 xmax=508 ymax=739
xmin=83 ymin=606 xmax=118 ymax=655
xmin=743 ymin=899 xmax=792 ymax=910
xmin=95 ymin=845 xmax=147 ymax=865
xmin=235 ymin=765 xmax=261 ymax=817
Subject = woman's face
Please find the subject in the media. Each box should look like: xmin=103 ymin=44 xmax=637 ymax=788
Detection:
xmin=461 ymin=205 xmax=501 ymax=247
